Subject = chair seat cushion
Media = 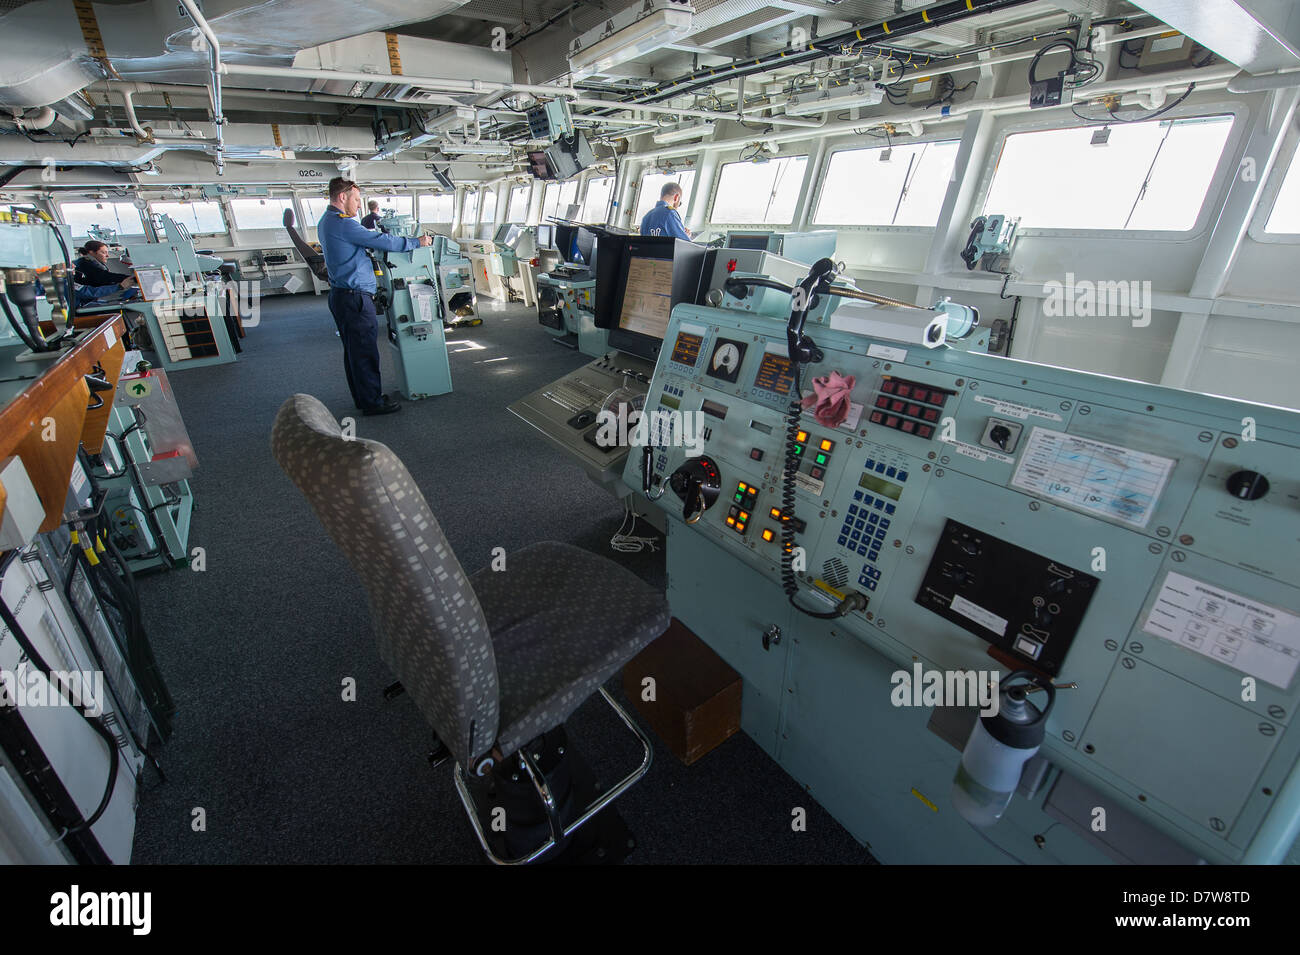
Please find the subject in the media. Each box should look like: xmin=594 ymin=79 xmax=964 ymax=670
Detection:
xmin=469 ymin=541 xmax=669 ymax=758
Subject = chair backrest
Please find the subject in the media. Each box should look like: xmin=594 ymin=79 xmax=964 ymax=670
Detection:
xmin=270 ymin=394 xmax=499 ymax=768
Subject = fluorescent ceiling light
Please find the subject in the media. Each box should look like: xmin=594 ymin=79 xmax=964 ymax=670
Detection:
xmin=652 ymin=120 xmax=715 ymax=145
xmin=785 ymin=81 xmax=886 ymax=117
xmin=440 ymin=141 xmax=513 ymax=156
xmin=568 ymin=0 xmax=694 ymax=79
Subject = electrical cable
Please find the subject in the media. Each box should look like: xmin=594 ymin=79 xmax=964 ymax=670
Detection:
xmin=609 ymin=497 xmax=659 ymax=554
xmin=0 ymin=589 xmax=120 ymax=834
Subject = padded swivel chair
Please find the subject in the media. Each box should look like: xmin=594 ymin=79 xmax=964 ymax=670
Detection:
xmin=271 ymin=393 xmax=669 ymax=863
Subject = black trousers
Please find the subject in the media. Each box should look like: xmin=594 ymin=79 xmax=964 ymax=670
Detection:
xmin=327 ymin=287 xmax=383 ymax=409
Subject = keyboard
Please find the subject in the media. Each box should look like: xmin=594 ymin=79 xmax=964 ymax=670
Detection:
xmin=542 ymin=378 xmax=608 ymax=413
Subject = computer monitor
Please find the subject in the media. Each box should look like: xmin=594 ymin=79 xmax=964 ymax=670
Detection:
xmin=527 ymin=151 xmax=557 ymax=180
xmin=573 ymin=226 xmax=596 ymax=265
xmin=536 ymin=224 xmax=555 ymax=249
xmin=606 ymin=237 xmax=707 ymax=362
xmin=495 ymin=224 xmax=523 ymax=249
xmin=726 ymin=232 xmax=776 ymax=252
xmin=554 ymin=223 xmax=578 ymax=262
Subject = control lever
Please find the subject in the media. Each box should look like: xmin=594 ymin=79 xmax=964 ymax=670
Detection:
xmin=668 ymin=455 xmax=721 ymax=525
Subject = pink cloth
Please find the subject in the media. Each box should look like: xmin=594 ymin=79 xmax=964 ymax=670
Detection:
xmin=802 ymin=370 xmax=856 ymax=427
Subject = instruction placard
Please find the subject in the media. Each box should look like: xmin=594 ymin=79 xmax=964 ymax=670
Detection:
xmin=1142 ymin=572 xmax=1300 ymax=690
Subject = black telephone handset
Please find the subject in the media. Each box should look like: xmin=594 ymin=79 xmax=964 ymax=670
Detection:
xmin=786 ymin=256 xmax=837 ymax=366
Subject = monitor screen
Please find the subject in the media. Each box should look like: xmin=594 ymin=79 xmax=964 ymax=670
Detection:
xmin=527 ymin=151 xmax=556 ymax=180
xmin=536 ymin=224 xmax=555 ymax=249
xmin=494 ymin=223 xmax=512 ymax=243
xmin=496 ymin=224 xmax=523 ymax=248
xmin=574 ymin=227 xmax=596 ymax=265
xmin=727 ymin=233 xmax=772 ymax=251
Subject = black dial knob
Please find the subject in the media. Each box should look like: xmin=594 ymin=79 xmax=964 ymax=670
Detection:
xmin=1226 ymin=470 xmax=1269 ymax=501
xmin=989 ymin=424 xmax=1012 ymax=450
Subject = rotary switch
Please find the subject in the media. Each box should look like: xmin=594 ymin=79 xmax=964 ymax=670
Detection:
xmin=1226 ymin=470 xmax=1269 ymax=501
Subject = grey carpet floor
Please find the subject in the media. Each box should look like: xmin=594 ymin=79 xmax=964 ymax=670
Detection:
xmin=130 ymin=292 xmax=875 ymax=864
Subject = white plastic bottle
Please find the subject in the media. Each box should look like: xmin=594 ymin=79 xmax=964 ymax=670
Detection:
xmin=952 ymin=672 xmax=1055 ymax=826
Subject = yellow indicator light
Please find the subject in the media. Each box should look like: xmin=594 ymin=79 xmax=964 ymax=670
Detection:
xmin=762 ymin=529 xmax=774 ymax=542
xmin=820 ymin=439 xmax=833 ymax=452
xmin=738 ymin=482 xmax=748 ymax=492
xmin=796 ymin=430 xmax=808 ymax=442
xmin=739 ymin=511 xmax=749 ymax=521
xmin=769 ymin=507 xmax=781 ymax=519
xmin=726 ymin=517 xmax=736 ymax=527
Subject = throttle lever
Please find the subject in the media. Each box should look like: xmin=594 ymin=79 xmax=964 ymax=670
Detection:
xmin=668 ymin=455 xmax=721 ymax=525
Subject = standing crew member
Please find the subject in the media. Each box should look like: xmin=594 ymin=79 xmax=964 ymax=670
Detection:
xmin=640 ymin=182 xmax=691 ymax=239
xmin=360 ymin=199 xmax=384 ymax=231
xmin=318 ymin=178 xmax=432 ymax=416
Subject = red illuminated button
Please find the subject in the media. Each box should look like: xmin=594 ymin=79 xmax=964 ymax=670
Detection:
xmin=923 ymin=408 xmax=940 ymax=422
xmin=870 ymin=411 xmax=883 ymax=424
xmin=875 ymin=395 xmax=890 ymax=408
xmin=918 ymin=424 xmax=934 ymax=439
xmin=890 ymin=400 xmax=905 ymax=413
xmin=907 ymin=404 xmax=922 ymax=417
xmin=727 ymin=259 xmax=738 ymax=272
xmin=901 ymin=420 xmax=916 ymax=434
xmin=912 ymin=388 xmax=929 ymax=403
xmin=885 ymin=416 xmax=899 ymax=428
xmin=896 ymin=384 xmax=911 ymax=398
xmin=810 ymin=466 xmax=825 ymax=480
xmin=880 ymin=380 xmax=896 ymax=394
xmin=929 ymin=393 xmax=947 ymax=408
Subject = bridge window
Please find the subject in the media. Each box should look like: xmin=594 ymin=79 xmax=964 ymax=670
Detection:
xmin=507 ymin=184 xmax=531 ymax=222
xmin=541 ymin=180 xmax=578 ymax=221
xmin=814 ymin=140 xmax=960 ymax=227
xmin=301 ymin=197 xmax=332 ymax=222
xmin=59 ymin=201 xmax=145 ymax=240
xmin=984 ymin=115 xmax=1234 ymax=231
xmin=462 ymin=190 xmax=479 ymax=225
xmin=581 ymin=176 xmax=614 ymax=222
xmin=1264 ymin=146 xmax=1300 ymax=235
xmin=420 ymin=193 xmax=455 ymax=224
xmin=229 ymin=197 xmax=294 ymax=231
xmin=711 ymin=156 xmax=808 ymax=225
xmin=148 ymin=201 xmax=227 ymax=235
xmin=478 ymin=188 xmax=497 ymax=224
xmin=634 ymin=170 xmax=696 ymax=224
xmin=370 ymin=195 xmax=413 ymax=218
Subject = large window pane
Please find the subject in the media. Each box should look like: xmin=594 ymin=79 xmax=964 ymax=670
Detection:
xmin=462 ymin=191 xmax=479 ymax=225
xmin=368 ymin=195 xmax=413 ymax=218
xmin=581 ymin=176 xmax=614 ymax=222
xmin=478 ymin=188 xmax=496 ymax=224
xmin=149 ymin=200 xmax=227 ymax=235
xmin=634 ymin=170 xmax=696 ymax=223
xmin=983 ymin=116 xmax=1233 ymax=231
xmin=541 ymin=180 xmax=579 ymax=221
xmin=814 ymin=141 xmax=959 ymax=226
xmin=711 ymin=156 xmax=807 ymax=224
xmin=507 ymin=184 xmax=531 ymax=222
xmin=1264 ymin=146 xmax=1300 ymax=234
xmin=419 ymin=193 xmax=455 ymax=223
xmin=301 ymin=197 xmax=333 ymax=223
xmin=59 ymin=201 xmax=144 ymax=239
xmin=229 ymin=197 xmax=295 ymax=230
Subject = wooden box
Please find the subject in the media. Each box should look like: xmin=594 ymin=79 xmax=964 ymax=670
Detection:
xmin=622 ymin=618 xmax=742 ymax=765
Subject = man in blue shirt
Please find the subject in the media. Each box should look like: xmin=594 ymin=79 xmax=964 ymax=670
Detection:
xmin=640 ymin=182 xmax=692 ymax=239
xmin=318 ymin=177 xmax=431 ymax=415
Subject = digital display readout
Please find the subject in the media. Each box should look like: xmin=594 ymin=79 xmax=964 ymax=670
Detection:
xmin=859 ymin=472 xmax=903 ymax=501
xmin=753 ymin=350 xmax=795 ymax=395
xmin=670 ymin=331 xmax=703 ymax=366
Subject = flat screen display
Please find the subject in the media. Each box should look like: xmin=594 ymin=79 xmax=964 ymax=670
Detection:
xmin=536 ymin=224 xmax=555 ymax=249
xmin=753 ymin=349 xmax=795 ymax=396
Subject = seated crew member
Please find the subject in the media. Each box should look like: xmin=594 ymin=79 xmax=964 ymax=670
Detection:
xmin=359 ymin=200 xmax=385 ymax=232
xmin=317 ymin=177 xmax=432 ymax=416
xmin=74 ymin=240 xmax=132 ymax=286
xmin=640 ymin=182 xmax=692 ymax=240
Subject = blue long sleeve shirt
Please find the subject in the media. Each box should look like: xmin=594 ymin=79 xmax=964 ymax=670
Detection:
xmin=640 ymin=201 xmax=690 ymax=239
xmin=317 ymin=205 xmax=418 ymax=293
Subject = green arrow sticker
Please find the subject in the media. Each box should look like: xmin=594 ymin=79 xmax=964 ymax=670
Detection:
xmin=129 ymin=381 xmax=152 ymax=398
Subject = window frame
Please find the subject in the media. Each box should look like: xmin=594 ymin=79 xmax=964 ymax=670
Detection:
xmin=146 ymin=200 xmax=229 ymax=236
xmin=228 ymin=196 xmax=296 ymax=232
xmin=477 ymin=187 xmax=497 ymax=225
xmin=809 ymin=136 xmax=962 ymax=232
xmin=632 ymin=167 xmax=698 ymax=226
xmin=708 ymin=154 xmax=810 ymax=228
xmin=418 ymin=192 xmax=456 ymax=225
xmin=1248 ymin=123 xmax=1300 ymax=244
xmin=505 ymin=183 xmax=531 ymax=223
xmin=972 ymin=102 xmax=1247 ymax=241
xmin=580 ymin=175 xmax=615 ymax=223
xmin=58 ymin=200 xmax=146 ymax=239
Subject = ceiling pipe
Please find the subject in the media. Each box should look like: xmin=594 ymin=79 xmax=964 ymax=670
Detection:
xmin=1227 ymin=68 xmax=1300 ymax=94
xmin=625 ymin=63 xmax=1241 ymax=162
xmin=8 ymin=106 xmax=57 ymax=131
xmin=177 ymin=0 xmax=225 ymax=176
xmin=567 ymin=96 xmax=824 ymax=129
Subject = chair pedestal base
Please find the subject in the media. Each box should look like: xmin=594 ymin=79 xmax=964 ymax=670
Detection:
xmin=454 ymin=687 xmax=652 ymax=865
